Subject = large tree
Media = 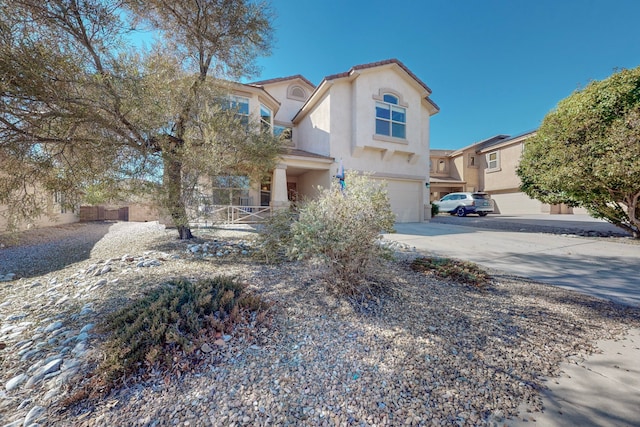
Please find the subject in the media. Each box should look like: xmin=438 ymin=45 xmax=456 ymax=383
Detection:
xmin=0 ymin=0 xmax=278 ymax=239
xmin=517 ymin=66 xmax=640 ymax=238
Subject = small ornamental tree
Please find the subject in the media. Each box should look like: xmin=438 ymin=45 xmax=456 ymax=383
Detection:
xmin=288 ymin=172 xmax=396 ymax=294
xmin=517 ymin=66 xmax=640 ymax=238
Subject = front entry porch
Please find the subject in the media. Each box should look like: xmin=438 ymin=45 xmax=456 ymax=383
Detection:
xmin=190 ymin=149 xmax=335 ymax=226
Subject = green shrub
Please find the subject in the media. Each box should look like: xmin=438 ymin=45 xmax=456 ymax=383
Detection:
xmin=288 ymin=172 xmax=396 ymax=294
xmin=431 ymin=202 xmax=439 ymax=217
xmin=96 ymin=276 xmax=268 ymax=389
xmin=411 ymin=257 xmax=490 ymax=289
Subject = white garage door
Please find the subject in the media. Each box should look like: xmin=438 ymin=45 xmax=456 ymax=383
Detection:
xmin=491 ymin=192 xmax=543 ymax=214
xmin=375 ymin=179 xmax=423 ymax=223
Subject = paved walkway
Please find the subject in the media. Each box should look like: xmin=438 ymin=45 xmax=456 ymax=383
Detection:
xmin=384 ymin=216 xmax=640 ymax=426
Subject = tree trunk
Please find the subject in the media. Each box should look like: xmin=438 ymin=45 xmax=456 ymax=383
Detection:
xmin=177 ymin=224 xmax=194 ymax=240
xmin=163 ymin=151 xmax=193 ymax=240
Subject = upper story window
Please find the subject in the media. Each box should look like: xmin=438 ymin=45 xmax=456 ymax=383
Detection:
xmin=375 ymin=94 xmax=406 ymax=139
xmin=274 ymin=125 xmax=293 ymax=144
xmin=260 ymin=104 xmax=272 ymax=131
xmin=487 ymin=151 xmax=500 ymax=171
xmin=222 ymin=95 xmax=250 ymax=125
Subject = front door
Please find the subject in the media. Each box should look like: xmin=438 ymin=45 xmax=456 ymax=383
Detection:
xmin=287 ymin=182 xmax=297 ymax=203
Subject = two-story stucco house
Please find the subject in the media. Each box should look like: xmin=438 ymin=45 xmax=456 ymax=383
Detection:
xmin=226 ymin=58 xmax=439 ymax=223
xmin=1 ymin=59 xmax=439 ymax=232
xmin=429 ymin=131 xmax=586 ymax=215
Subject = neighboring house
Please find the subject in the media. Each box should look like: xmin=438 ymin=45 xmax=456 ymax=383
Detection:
xmin=217 ymin=58 xmax=439 ymax=222
xmin=0 ymin=189 xmax=78 ymax=232
xmin=429 ymin=131 xmax=586 ymax=215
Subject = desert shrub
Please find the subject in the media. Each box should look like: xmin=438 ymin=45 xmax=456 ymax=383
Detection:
xmin=411 ymin=256 xmax=491 ymax=289
xmin=253 ymin=207 xmax=298 ymax=263
xmin=288 ymin=172 xmax=396 ymax=294
xmin=431 ymin=202 xmax=439 ymax=217
xmin=96 ymin=276 xmax=268 ymax=388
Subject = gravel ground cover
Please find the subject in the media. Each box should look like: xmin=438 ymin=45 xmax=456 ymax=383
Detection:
xmin=1 ymin=221 xmax=639 ymax=426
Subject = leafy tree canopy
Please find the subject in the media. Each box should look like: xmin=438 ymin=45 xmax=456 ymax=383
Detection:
xmin=517 ymin=66 xmax=640 ymax=238
xmin=0 ymin=0 xmax=279 ymax=238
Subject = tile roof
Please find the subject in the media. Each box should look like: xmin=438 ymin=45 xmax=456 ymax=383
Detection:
xmin=281 ymin=148 xmax=334 ymax=160
xmin=249 ymin=74 xmax=316 ymax=89
xmin=292 ymin=58 xmax=440 ymax=122
xmin=476 ymin=129 xmax=537 ymax=151
xmin=324 ymin=59 xmax=434 ymax=95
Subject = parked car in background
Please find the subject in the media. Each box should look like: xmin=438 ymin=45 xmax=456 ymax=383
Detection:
xmin=433 ymin=192 xmax=494 ymax=217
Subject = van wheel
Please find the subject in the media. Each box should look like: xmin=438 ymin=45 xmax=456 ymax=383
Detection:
xmin=456 ymin=207 xmax=466 ymax=217
xmin=478 ymin=212 xmax=488 ymax=217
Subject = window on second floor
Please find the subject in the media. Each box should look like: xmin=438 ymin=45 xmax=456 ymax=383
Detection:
xmin=222 ymin=95 xmax=250 ymax=125
xmin=274 ymin=125 xmax=292 ymax=144
xmin=487 ymin=151 xmax=500 ymax=171
xmin=375 ymin=94 xmax=406 ymax=139
xmin=260 ymin=104 xmax=272 ymax=131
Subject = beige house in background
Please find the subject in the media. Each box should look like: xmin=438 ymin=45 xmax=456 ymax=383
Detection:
xmin=429 ymin=131 xmax=586 ymax=215
xmin=0 ymin=186 xmax=78 ymax=232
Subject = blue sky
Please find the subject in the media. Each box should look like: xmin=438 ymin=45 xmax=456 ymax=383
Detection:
xmin=249 ymin=0 xmax=640 ymax=150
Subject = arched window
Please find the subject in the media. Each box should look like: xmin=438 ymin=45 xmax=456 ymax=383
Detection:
xmin=375 ymin=93 xmax=406 ymax=139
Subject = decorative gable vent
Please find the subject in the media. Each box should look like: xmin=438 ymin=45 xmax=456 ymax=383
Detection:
xmin=288 ymin=85 xmax=307 ymax=101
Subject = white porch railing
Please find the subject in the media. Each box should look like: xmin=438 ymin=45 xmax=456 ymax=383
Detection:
xmin=193 ymin=205 xmax=273 ymax=226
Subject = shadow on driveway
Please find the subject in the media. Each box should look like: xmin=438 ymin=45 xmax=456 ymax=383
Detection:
xmin=485 ymin=251 xmax=640 ymax=307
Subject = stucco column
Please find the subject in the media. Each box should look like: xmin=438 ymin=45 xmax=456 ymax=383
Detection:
xmin=420 ymin=181 xmax=431 ymax=222
xmin=271 ymin=164 xmax=290 ymax=209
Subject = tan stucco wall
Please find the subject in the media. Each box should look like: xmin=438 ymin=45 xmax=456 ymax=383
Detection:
xmin=335 ymin=67 xmax=429 ymax=178
xmin=296 ymin=91 xmax=332 ymax=156
xmin=482 ymin=140 xmax=524 ymax=192
xmin=296 ymin=170 xmax=331 ymax=201
xmin=257 ymin=80 xmax=311 ymax=124
xmin=1 ymin=192 xmax=78 ymax=232
xmin=128 ymin=204 xmax=160 ymax=222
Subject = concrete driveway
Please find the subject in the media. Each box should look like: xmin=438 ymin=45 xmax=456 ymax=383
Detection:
xmin=384 ymin=215 xmax=640 ymax=427
xmin=385 ymin=215 xmax=640 ymax=307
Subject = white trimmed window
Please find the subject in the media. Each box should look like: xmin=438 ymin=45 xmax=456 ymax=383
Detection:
xmin=222 ymin=95 xmax=250 ymax=125
xmin=211 ymin=175 xmax=250 ymax=205
xmin=260 ymin=104 xmax=272 ymax=131
xmin=375 ymin=94 xmax=406 ymax=139
xmin=487 ymin=151 xmax=500 ymax=171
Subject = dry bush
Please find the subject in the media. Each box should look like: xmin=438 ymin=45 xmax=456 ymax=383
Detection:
xmin=288 ymin=172 xmax=396 ymax=295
